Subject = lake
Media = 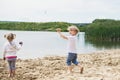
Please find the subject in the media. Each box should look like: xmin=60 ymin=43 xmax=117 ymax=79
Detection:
xmin=0 ymin=30 xmax=120 ymax=59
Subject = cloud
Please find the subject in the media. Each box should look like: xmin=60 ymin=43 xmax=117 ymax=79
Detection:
xmin=0 ymin=0 xmax=120 ymax=23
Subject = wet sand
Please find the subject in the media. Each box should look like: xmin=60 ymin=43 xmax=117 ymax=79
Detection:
xmin=0 ymin=49 xmax=120 ymax=80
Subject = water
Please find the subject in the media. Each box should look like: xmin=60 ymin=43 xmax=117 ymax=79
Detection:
xmin=0 ymin=30 xmax=120 ymax=59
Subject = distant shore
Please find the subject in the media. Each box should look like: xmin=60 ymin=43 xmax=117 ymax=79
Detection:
xmin=0 ymin=49 xmax=120 ymax=80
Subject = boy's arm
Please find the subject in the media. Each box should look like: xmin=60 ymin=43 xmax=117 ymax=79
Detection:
xmin=58 ymin=32 xmax=68 ymax=40
xmin=56 ymin=28 xmax=68 ymax=40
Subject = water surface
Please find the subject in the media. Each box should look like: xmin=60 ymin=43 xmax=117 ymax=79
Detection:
xmin=0 ymin=30 xmax=119 ymax=59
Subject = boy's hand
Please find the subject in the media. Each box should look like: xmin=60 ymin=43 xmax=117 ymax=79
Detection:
xmin=56 ymin=28 xmax=62 ymax=32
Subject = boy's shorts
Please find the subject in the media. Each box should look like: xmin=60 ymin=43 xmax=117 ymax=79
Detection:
xmin=66 ymin=53 xmax=79 ymax=66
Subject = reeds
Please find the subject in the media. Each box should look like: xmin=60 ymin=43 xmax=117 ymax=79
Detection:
xmin=85 ymin=19 xmax=120 ymax=41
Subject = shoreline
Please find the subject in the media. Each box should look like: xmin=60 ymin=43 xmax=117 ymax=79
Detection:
xmin=0 ymin=49 xmax=120 ymax=80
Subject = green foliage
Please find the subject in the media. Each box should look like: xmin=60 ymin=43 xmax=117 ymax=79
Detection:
xmin=73 ymin=23 xmax=90 ymax=32
xmin=0 ymin=21 xmax=71 ymax=31
xmin=85 ymin=19 xmax=120 ymax=41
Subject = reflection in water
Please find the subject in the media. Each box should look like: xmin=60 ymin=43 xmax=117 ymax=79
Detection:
xmin=85 ymin=39 xmax=120 ymax=49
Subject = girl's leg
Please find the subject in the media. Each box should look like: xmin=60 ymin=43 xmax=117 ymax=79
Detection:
xmin=12 ymin=70 xmax=15 ymax=77
xmin=7 ymin=60 xmax=13 ymax=77
xmin=11 ymin=58 xmax=16 ymax=77
xmin=8 ymin=70 xmax=12 ymax=77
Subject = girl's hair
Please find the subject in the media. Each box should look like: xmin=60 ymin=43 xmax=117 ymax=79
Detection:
xmin=4 ymin=33 xmax=16 ymax=40
xmin=67 ymin=25 xmax=80 ymax=34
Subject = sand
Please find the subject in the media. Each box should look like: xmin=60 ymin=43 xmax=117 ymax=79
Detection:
xmin=0 ymin=49 xmax=120 ymax=80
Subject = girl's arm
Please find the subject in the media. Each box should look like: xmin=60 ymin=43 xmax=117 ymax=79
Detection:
xmin=56 ymin=28 xmax=68 ymax=40
xmin=15 ymin=43 xmax=23 ymax=51
xmin=10 ymin=41 xmax=23 ymax=51
xmin=3 ymin=51 xmax=6 ymax=60
xmin=3 ymin=45 xmax=7 ymax=60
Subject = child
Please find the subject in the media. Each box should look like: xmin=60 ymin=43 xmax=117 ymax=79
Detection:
xmin=3 ymin=33 xmax=23 ymax=77
xmin=56 ymin=25 xmax=83 ymax=74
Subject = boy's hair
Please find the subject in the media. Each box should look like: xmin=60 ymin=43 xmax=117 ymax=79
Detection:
xmin=67 ymin=25 xmax=80 ymax=34
xmin=4 ymin=33 xmax=16 ymax=40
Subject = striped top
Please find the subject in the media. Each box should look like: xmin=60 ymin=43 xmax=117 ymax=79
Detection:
xmin=3 ymin=41 xmax=22 ymax=58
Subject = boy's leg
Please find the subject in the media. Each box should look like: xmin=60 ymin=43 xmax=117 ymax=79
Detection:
xmin=72 ymin=54 xmax=83 ymax=74
xmin=77 ymin=64 xmax=84 ymax=74
xmin=67 ymin=65 xmax=74 ymax=73
xmin=66 ymin=53 xmax=74 ymax=73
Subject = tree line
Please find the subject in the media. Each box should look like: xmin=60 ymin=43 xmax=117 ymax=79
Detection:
xmin=85 ymin=19 xmax=120 ymax=41
xmin=0 ymin=19 xmax=120 ymax=42
xmin=0 ymin=21 xmax=71 ymax=31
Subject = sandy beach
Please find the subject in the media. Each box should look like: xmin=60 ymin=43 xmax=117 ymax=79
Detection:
xmin=0 ymin=49 xmax=120 ymax=80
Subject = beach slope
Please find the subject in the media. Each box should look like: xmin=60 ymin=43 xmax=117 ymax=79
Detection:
xmin=0 ymin=49 xmax=120 ymax=80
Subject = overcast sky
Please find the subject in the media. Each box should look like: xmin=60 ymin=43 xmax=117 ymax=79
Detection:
xmin=0 ymin=0 xmax=120 ymax=23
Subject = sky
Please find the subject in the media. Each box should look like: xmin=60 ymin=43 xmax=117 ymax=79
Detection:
xmin=0 ymin=0 xmax=120 ymax=23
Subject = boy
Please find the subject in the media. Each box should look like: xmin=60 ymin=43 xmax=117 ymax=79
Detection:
xmin=56 ymin=25 xmax=83 ymax=74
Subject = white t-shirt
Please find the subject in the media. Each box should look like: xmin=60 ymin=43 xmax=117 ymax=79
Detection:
xmin=67 ymin=35 xmax=77 ymax=53
xmin=3 ymin=41 xmax=22 ymax=57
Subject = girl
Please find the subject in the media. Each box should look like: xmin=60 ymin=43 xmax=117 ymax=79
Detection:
xmin=3 ymin=33 xmax=23 ymax=77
